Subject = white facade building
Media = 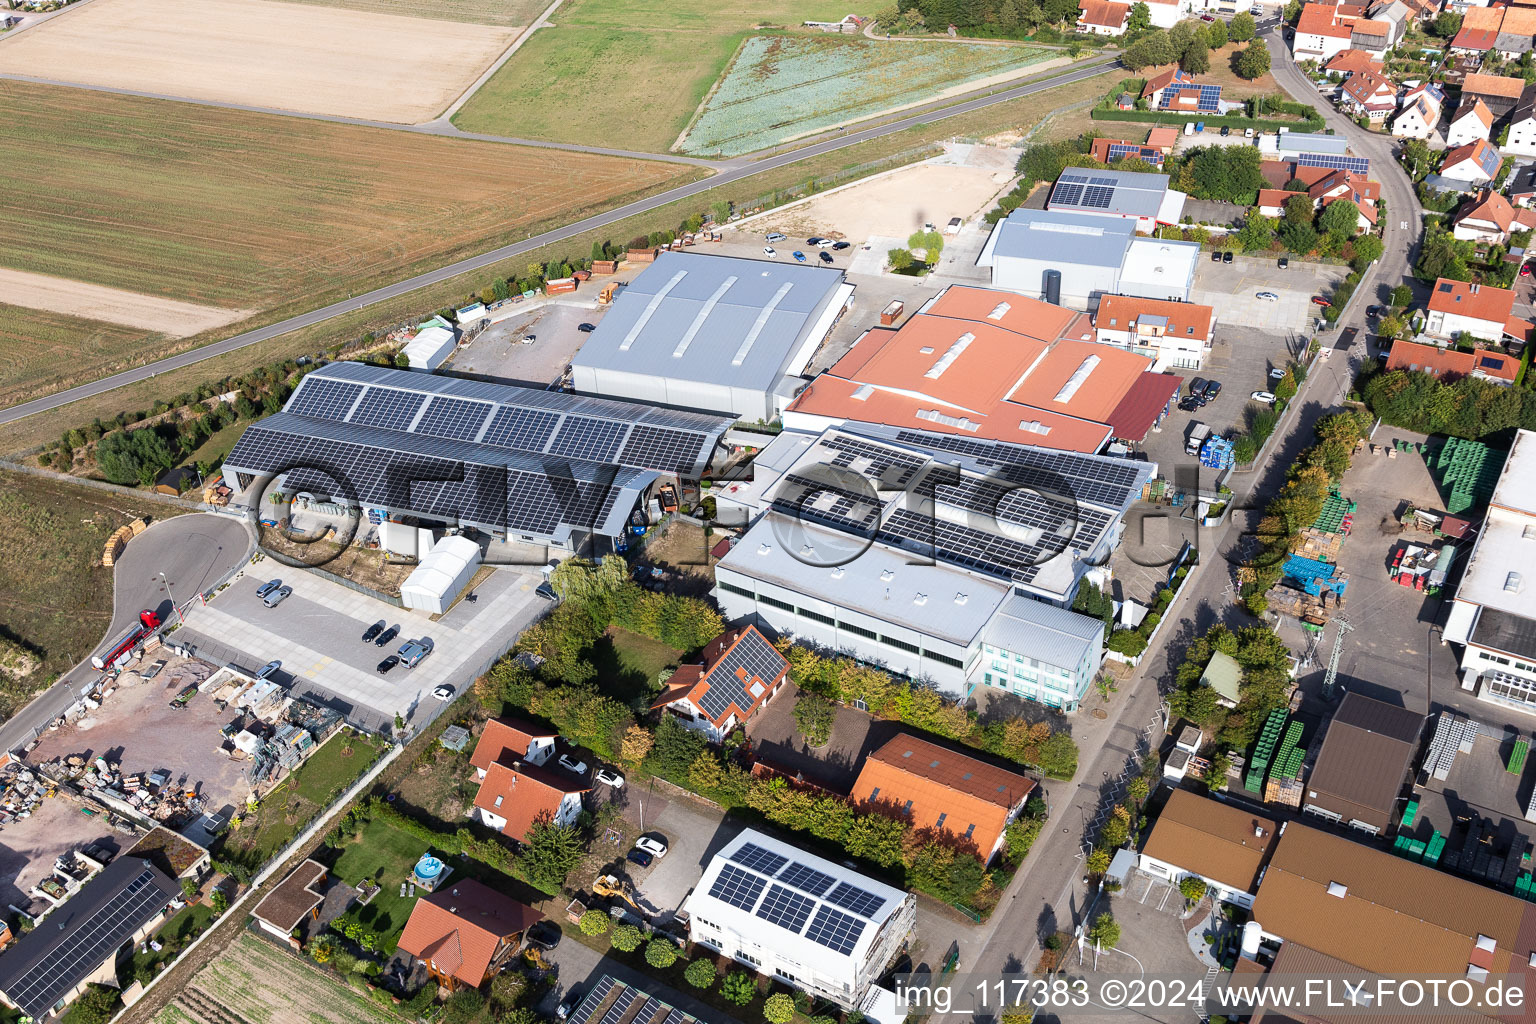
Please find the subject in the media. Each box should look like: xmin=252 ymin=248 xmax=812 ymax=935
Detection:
xmin=1507 ymin=94 xmax=1536 ymax=157
xmin=977 ymin=209 xmax=1198 ymax=305
xmin=975 ymin=594 xmax=1106 ymax=711
xmin=683 ymin=830 xmax=915 ymax=1009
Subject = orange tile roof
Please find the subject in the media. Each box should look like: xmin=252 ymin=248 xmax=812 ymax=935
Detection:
xmin=1463 ymin=5 xmax=1505 ymax=32
xmin=1095 ymin=295 xmax=1213 ymax=343
xmin=1323 ymin=48 xmax=1384 ymax=75
xmin=1077 ymin=0 xmax=1129 ymax=27
xmin=1351 ymin=17 xmax=1389 ymax=35
xmin=649 ymin=626 xmax=788 ymax=728
xmin=1257 ymin=188 xmax=1294 ymax=209
xmin=1457 ymin=188 xmax=1520 ymax=233
xmin=1387 ymin=338 xmax=1519 ymax=381
xmin=1341 ymin=68 xmax=1394 ymax=105
xmin=1308 ymin=169 xmax=1379 ymax=203
xmin=473 ymin=760 xmax=588 ymax=843
xmin=1140 ymin=790 xmax=1277 ymax=893
xmin=470 ymin=717 xmax=555 ymax=772
xmin=1465 ymin=71 xmax=1528 ymax=100
xmin=850 ymin=734 xmax=1033 ymax=860
xmin=1504 ymin=5 xmax=1536 ymax=33
xmin=1145 ymin=126 xmax=1180 ymax=149
xmin=1427 ymin=277 xmax=1516 ymax=324
xmin=397 ymin=879 xmax=542 ymax=989
xmin=1454 ymin=97 xmax=1496 ymax=131
xmin=1296 ymin=3 xmax=1354 ymax=38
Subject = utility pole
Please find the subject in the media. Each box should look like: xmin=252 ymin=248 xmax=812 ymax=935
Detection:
xmin=1322 ymin=616 xmax=1353 ymax=700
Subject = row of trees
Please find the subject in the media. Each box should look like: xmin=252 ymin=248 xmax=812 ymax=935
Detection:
xmin=1120 ymin=15 xmax=1255 ymax=73
xmin=879 ymin=0 xmax=1089 ymax=38
xmin=1362 ymin=367 xmax=1536 ymax=439
xmin=1084 ymin=752 xmax=1159 ymax=875
xmin=1166 ymin=624 xmax=1295 ymax=749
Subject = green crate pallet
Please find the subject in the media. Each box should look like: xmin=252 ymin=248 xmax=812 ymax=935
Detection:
xmin=1402 ymin=797 xmax=1419 ymax=827
xmin=1510 ymin=739 xmax=1529 ymax=776
xmin=1425 ymin=832 xmax=1445 ymax=866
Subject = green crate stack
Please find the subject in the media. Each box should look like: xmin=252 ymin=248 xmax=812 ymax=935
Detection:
xmin=1311 ymin=490 xmax=1356 ymax=533
xmin=1401 ymin=797 xmax=1419 ymax=827
xmin=1510 ymin=739 xmax=1529 ymax=776
xmin=1425 ymin=831 xmax=1446 ymax=866
xmin=1435 ymin=437 xmax=1508 ymax=516
xmin=1393 ymin=835 xmax=1414 ymax=856
xmin=1518 ymin=874 xmax=1535 ymax=901
xmin=1270 ymin=720 xmax=1306 ymax=783
xmin=1246 ymin=710 xmax=1287 ymax=791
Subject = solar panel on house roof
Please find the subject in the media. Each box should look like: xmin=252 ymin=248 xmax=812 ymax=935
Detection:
xmin=804 ymin=905 xmax=867 ymax=955
xmin=756 ymin=884 xmax=817 ymax=932
xmin=708 ymin=863 xmax=768 ymax=911
xmin=729 ymin=842 xmax=789 ymax=876
xmin=777 ymin=862 xmax=838 ymax=897
xmin=697 ymin=630 xmax=788 ymax=721
xmin=823 ymin=881 xmax=887 ymax=918
xmin=1297 ymin=152 xmax=1370 ymax=174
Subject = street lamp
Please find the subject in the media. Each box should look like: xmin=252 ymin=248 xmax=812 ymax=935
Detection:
xmin=160 ymin=571 xmax=182 ymax=626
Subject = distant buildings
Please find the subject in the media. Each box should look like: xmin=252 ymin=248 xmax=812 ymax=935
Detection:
xmin=1076 ymin=0 xmax=1130 ymax=34
xmin=650 ymin=626 xmax=789 ymax=743
xmin=1301 ymin=692 xmax=1423 ymax=834
xmin=1452 ymin=188 xmax=1536 ymax=243
xmin=1385 ymin=338 xmax=1520 ymax=384
xmin=1044 ymin=167 xmax=1187 ymax=233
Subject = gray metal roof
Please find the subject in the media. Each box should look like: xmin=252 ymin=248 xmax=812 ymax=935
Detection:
xmin=1048 ymin=168 xmax=1173 ymax=220
xmin=982 ymin=593 xmax=1104 ymax=670
xmin=981 ymin=209 xmax=1135 ymax=269
xmin=1278 ymin=133 xmax=1351 ymax=156
xmin=573 ymin=251 xmax=847 ymax=391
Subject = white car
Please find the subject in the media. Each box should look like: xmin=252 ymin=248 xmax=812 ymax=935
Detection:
xmin=431 ymin=685 xmax=455 ymax=701
xmin=763 ymin=246 xmax=777 ymax=257
xmin=256 ymin=660 xmax=282 ymax=680
xmin=595 ymin=768 xmax=624 ymax=788
xmin=1251 ymin=391 xmax=1277 ymax=404
xmin=558 ymin=753 xmax=588 ymax=775
xmin=1256 ymin=291 xmax=1279 ymax=301
xmin=521 ymin=334 xmax=536 ymax=345
xmin=633 ymin=835 xmax=669 ymax=858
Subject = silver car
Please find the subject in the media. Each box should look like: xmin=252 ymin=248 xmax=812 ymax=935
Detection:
xmin=263 ymin=585 xmax=292 ymax=609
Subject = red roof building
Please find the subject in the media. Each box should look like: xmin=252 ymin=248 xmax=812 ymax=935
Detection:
xmin=1424 ymin=278 xmax=1519 ymax=343
xmin=1076 ymin=0 xmax=1130 ymax=33
xmin=470 ymin=717 xmax=557 ymax=777
xmin=397 ymin=880 xmax=542 ymax=991
xmin=1093 ymin=294 xmax=1213 ymax=373
xmin=1386 ymin=338 xmax=1520 ymax=384
xmin=472 ymin=759 xmax=589 ymax=844
xmin=1452 ymin=187 xmax=1536 ymax=243
xmin=650 ymin=626 xmax=788 ymax=743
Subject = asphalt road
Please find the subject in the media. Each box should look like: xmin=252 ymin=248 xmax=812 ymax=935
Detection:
xmin=0 ymin=513 xmax=252 ymax=753
xmin=0 ymin=57 xmax=1120 ymax=427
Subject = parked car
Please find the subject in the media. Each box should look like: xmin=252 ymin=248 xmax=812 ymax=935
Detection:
xmin=1311 ymin=295 xmax=1332 ymax=307
xmin=820 ymin=251 xmax=834 ymax=263
xmin=377 ymin=655 xmax=400 ymax=675
xmin=1178 ymin=395 xmax=1202 ymax=412
xmin=765 ymin=232 xmax=787 ymax=242
xmin=1251 ymin=391 xmax=1277 ymax=404
xmin=1203 ymin=379 xmax=1223 ymax=400
xmin=1269 ymin=367 xmax=1287 ymax=381
xmin=1365 ymin=305 xmax=1382 ymax=318
xmin=595 ymin=768 xmax=624 ymax=788
xmin=1523 ymin=263 xmax=1533 ymax=278
xmin=263 ymin=585 xmax=292 ymax=609
xmin=535 ymin=582 xmax=559 ymax=601
xmin=763 ymin=246 xmax=777 ymax=257
xmin=633 ymin=834 xmax=669 ymax=857
xmin=1223 ymin=251 xmax=1234 ymax=264
xmin=398 ymin=637 xmax=435 ymax=668
xmin=1200 ymin=12 xmax=1214 ymax=18
xmin=792 ymin=250 xmax=807 ymax=262
xmin=627 ymin=849 xmax=654 ymax=868
xmin=374 ymin=624 xmax=400 ymax=647
xmin=577 ymin=322 xmax=596 ymax=332
xmin=832 ymin=241 xmax=851 ymax=250
xmin=1220 ymin=125 xmax=1230 ymax=137
xmin=1211 ymin=250 xmax=1222 ymax=263
xmin=1188 ymin=376 xmax=1209 ymax=398
xmin=431 ymin=685 xmax=455 ymax=701
xmin=558 ymin=753 xmax=588 ymax=775
xmin=806 ymin=236 xmax=826 ymax=245
xmin=1278 ymin=257 xmax=1289 ymax=269
xmin=256 ymin=579 xmax=282 ymax=599
xmin=521 ymin=334 xmax=536 ymax=345
xmin=1249 ymin=5 xmax=1263 ymax=12
xmin=528 ymin=922 xmax=562 ymax=952
xmin=1256 ymin=291 xmax=1279 ymax=301
xmin=362 ymin=620 xmax=386 ymax=643
xmin=256 ymin=660 xmax=282 ymax=680
xmin=814 ymin=238 xmax=834 ymax=248
xmin=557 ymin=987 xmax=582 ymax=1022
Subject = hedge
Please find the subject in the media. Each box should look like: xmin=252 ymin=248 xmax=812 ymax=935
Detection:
xmin=1089 ymin=109 xmax=1324 ymax=133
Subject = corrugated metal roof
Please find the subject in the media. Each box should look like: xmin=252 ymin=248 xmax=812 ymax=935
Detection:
xmin=984 ymin=209 xmax=1137 ymax=269
xmin=1049 ymin=168 xmax=1175 ymax=220
xmin=1305 ymin=693 xmax=1422 ymax=830
xmin=982 ymin=592 xmax=1103 ymax=669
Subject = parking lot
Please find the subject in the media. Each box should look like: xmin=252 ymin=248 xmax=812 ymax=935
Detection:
xmin=1191 ymin=254 xmax=1345 ymax=331
xmin=445 ymin=301 xmax=603 ymax=387
xmin=174 ymin=562 xmax=546 ymax=730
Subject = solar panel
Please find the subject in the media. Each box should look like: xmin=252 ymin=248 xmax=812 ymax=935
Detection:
xmin=1297 ymin=152 xmax=1370 ymax=174
xmin=620 ymin=423 xmax=716 ymax=475
xmin=708 ymin=863 xmax=768 ymax=911
xmin=415 ymin=396 xmax=492 ymax=440
xmin=1080 ymin=185 xmax=1115 ymax=209
xmin=481 ymin=405 xmax=560 ymax=451
xmin=755 ymin=884 xmax=817 ymax=933
xmin=348 ymin=387 xmax=427 ymax=431
xmin=288 ymin=378 xmax=364 ymax=420
xmin=1088 ymin=176 xmax=1117 ymax=186
xmin=824 ymin=881 xmax=887 ymax=918
xmin=777 ymin=862 xmax=837 ymax=897
xmin=1051 ymin=182 xmax=1085 ymax=206
xmin=597 ymin=986 xmax=636 ymax=1024
xmin=550 ymin=415 xmax=628 ymax=462
xmin=698 ymin=632 xmax=788 ymax=721
xmin=804 ymin=905 xmax=867 ymax=955
xmin=729 ymin=841 xmax=789 ymax=876
xmin=568 ymin=976 xmax=616 ymax=1024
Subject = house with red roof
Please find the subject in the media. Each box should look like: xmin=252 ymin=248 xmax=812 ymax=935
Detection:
xmin=1447 ymin=98 xmax=1495 ymax=148
xmin=650 ymin=626 xmax=788 ymax=743
xmin=1391 ymin=82 xmax=1444 ymax=140
xmin=1441 ymin=138 xmax=1504 ymax=189
xmin=1141 ymin=68 xmax=1223 ymax=112
xmin=1093 ymin=295 xmax=1215 ymax=371
xmin=1324 ymin=49 xmax=1384 ymax=77
xmin=469 ymin=717 xmax=556 ymax=779
xmin=1461 ymin=73 xmax=1527 ymax=119
xmin=396 ymin=880 xmax=542 ymax=992
xmin=1450 ymin=6 xmax=1503 ymax=56
xmin=472 ymin=758 xmax=589 ymax=843
xmin=1337 ymin=68 xmax=1397 ymax=120
xmin=1452 ymin=188 xmax=1536 ymax=243
xmin=1294 ymin=3 xmax=1363 ymax=61
xmin=1386 ymin=338 xmax=1520 ymax=385
xmin=1424 ymin=278 xmax=1520 ymax=343
xmin=1076 ymin=0 xmax=1130 ymax=34
xmin=1089 ymin=137 xmax=1166 ymax=166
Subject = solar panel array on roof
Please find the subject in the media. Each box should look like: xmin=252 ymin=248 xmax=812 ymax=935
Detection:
xmin=777 ymin=862 xmax=838 ymax=897
xmin=824 ymin=881 xmax=887 ymax=917
xmin=804 ymin=905 xmax=867 ymax=955
xmin=568 ymin=976 xmax=701 ymax=1024
xmin=1297 ymin=152 xmax=1370 ymax=174
xmin=756 ymin=884 xmax=817 ymax=932
xmin=1106 ymin=143 xmax=1164 ymax=165
xmin=697 ymin=630 xmax=793 ymax=721
xmin=1052 ymin=181 xmax=1085 ymax=206
xmin=728 ymin=841 xmax=789 ymax=876
xmin=709 ymin=863 xmax=768 ymax=911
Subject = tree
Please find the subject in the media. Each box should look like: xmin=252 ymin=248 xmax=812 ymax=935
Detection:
xmin=69 ymin=986 xmax=120 ymax=1024
xmin=1181 ymin=36 xmax=1210 ymax=73
xmin=1179 ymin=876 xmax=1209 ymax=903
xmin=1127 ymin=0 xmax=1150 ymax=32
xmin=1235 ymin=209 xmax=1277 ymax=252
xmin=764 ymin=993 xmax=796 ymax=1024
xmin=1318 ymin=199 xmax=1360 ymax=240
xmin=888 ymin=248 xmax=914 ymax=271
xmin=308 ymin=935 xmax=338 ymax=964
xmin=794 ymin=691 xmax=836 ymax=746
xmin=1283 ymin=194 xmax=1314 ymax=226
xmin=1351 ymin=234 xmax=1383 ymax=268
xmin=210 ymin=888 xmax=229 ymax=915
xmin=1390 ymin=284 xmax=1414 ymax=308
xmin=1278 ymin=220 xmax=1319 ymax=255
xmin=522 ymin=817 xmax=583 ymax=893
xmin=685 ymin=959 xmax=720 ymax=989
xmin=1036 ymin=732 xmax=1079 ymax=778
xmin=1432 ymin=9 xmax=1462 ymax=37
xmin=645 ymin=938 xmax=680 ymax=968
xmin=1234 ymin=41 xmax=1271 ymax=80
xmin=1206 ymin=751 xmax=1231 ymax=791
xmin=721 ymin=972 xmax=757 ymax=1006
xmin=579 ymin=910 xmax=611 ymax=935
xmin=1088 ymin=912 xmax=1122 ymax=950
xmin=1229 ymin=10 xmax=1254 ymax=40
xmin=1204 ymin=17 xmax=1227 ymax=49
xmin=444 ymin=990 xmax=486 ymax=1024
xmin=95 ymin=427 xmax=175 ymax=486
xmin=711 ymin=200 xmax=732 ymax=224
xmin=619 ymin=724 xmax=654 ymax=769
xmin=610 ymin=924 xmax=644 ymax=952
xmin=1086 ymin=848 xmax=1111 ymax=875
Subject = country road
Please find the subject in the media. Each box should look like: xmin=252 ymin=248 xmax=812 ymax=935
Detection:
xmin=0 ymin=56 xmax=1119 ymax=426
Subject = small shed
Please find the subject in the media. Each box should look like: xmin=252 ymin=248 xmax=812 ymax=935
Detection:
xmin=402 ymin=325 xmax=457 ymax=371
xmin=400 ymin=535 xmax=481 ymax=614
xmin=1199 ymin=651 xmax=1242 ymax=708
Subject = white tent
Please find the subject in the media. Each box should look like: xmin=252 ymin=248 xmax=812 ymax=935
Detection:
xmin=402 ymin=325 xmax=457 ymax=371
xmin=400 ymin=535 xmax=481 ymax=614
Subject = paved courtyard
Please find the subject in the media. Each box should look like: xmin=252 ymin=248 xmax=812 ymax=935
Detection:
xmin=174 ymin=562 xmax=544 ymax=730
xmin=445 ymin=300 xmax=603 ymax=387
xmin=1191 ymin=255 xmax=1345 ymax=332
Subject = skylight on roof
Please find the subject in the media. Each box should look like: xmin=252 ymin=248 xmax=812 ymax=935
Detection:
xmin=1053 ymin=355 xmax=1101 ymax=404
xmin=987 ymin=302 xmax=1011 ymax=320
xmin=923 ymin=333 xmax=975 ymax=380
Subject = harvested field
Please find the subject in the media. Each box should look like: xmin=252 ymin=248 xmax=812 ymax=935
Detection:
xmin=0 ymin=270 xmax=249 ymax=337
xmin=157 ymin=931 xmax=409 ymax=1024
xmin=680 ymin=37 xmax=1055 ymax=156
xmin=0 ymin=0 xmax=518 ymax=123
xmin=0 ymin=305 xmax=168 ymax=411
xmin=0 ymin=81 xmax=697 ymax=312
xmin=452 ymin=0 xmax=852 ymax=150
xmin=257 ymin=0 xmax=545 ymax=26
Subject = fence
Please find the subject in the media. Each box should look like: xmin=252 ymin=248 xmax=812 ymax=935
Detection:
xmin=0 ymin=458 xmax=206 ymax=512
xmin=1089 ymin=108 xmax=1325 ymax=133
xmin=298 ymin=562 xmax=404 ymax=608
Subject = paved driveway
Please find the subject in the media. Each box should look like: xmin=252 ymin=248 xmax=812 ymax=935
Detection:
xmin=1190 ymin=255 xmax=1344 ymax=331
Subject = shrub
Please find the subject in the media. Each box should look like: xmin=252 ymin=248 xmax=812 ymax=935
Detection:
xmin=764 ymin=993 xmax=796 ymax=1023
xmin=1179 ymin=876 xmax=1209 ymax=902
xmin=610 ymin=924 xmax=644 ymax=952
xmin=721 ymin=971 xmax=758 ymax=1006
xmin=645 ymin=938 xmax=680 ymax=968
xmin=579 ymin=910 xmax=611 ymax=936
xmin=793 ymin=692 xmax=836 ymax=746
xmin=685 ymin=959 xmax=719 ymax=989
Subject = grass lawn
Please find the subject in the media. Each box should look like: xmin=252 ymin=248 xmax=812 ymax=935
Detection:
xmin=0 ymin=304 xmax=169 ymax=412
xmin=260 ymin=0 xmax=548 ymax=26
xmin=0 ymin=471 xmax=185 ymax=720
xmin=451 ymin=0 xmax=851 ymax=150
xmin=179 ymin=419 xmax=250 ymax=471
xmin=218 ymin=731 xmax=386 ymax=865
xmin=328 ymin=814 xmax=429 ymax=942
xmin=587 ymin=626 xmax=681 ymax=701
xmin=126 ymin=902 xmax=216 ymax=984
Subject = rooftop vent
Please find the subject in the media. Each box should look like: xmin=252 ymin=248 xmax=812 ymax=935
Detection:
xmin=852 ymin=384 xmax=874 ymax=401
xmin=913 ymin=593 xmax=928 ymax=606
xmin=757 ymin=543 xmax=773 ymax=556
xmin=830 ymin=567 xmax=845 ymax=579
xmin=1476 ymin=934 xmax=1497 ymax=952
xmin=919 ymin=346 xmax=935 ymax=355
xmin=1327 ymin=881 xmax=1348 ymax=898
xmin=954 ymin=593 xmax=968 ymax=605
xmin=1507 ymin=572 xmax=1523 ymax=593
xmin=880 ymin=569 xmax=895 ymax=582
xmin=1468 ymin=965 xmax=1490 ymax=983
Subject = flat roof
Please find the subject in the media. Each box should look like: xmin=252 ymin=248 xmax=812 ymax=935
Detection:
xmin=1306 ymin=693 xmax=1422 ymax=830
xmin=572 ymin=251 xmax=847 ymax=390
xmin=979 ymin=209 xmax=1136 ymax=269
xmin=1048 ymin=168 xmax=1177 ymax=220
xmin=982 ymin=592 xmax=1103 ymax=668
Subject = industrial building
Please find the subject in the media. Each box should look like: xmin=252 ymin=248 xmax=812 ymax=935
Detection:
xmin=1137 ymin=790 xmax=1277 ymax=909
xmin=977 ymin=209 xmax=1200 ymax=306
xmin=683 ymin=829 xmax=915 ymax=1009
xmin=570 ymin=251 xmax=854 ymax=421
xmin=1301 ymin=693 xmax=1423 ymax=834
xmin=1044 ymin=167 xmax=1187 ymax=232
xmin=222 ymin=361 xmax=732 ymax=555
xmin=711 ymin=424 xmax=1148 ymax=699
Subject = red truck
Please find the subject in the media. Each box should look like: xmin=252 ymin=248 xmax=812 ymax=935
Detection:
xmin=91 ymin=609 xmax=162 ymax=670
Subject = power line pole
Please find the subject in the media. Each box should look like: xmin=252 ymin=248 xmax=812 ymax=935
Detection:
xmin=1322 ymin=616 xmax=1353 ymax=700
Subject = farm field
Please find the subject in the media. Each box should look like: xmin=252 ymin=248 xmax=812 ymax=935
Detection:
xmin=0 ymin=0 xmax=517 ymax=123
xmin=681 ymin=37 xmax=1055 ymax=156
xmin=156 ymin=931 xmax=409 ymax=1024
xmin=0 ymin=306 xmax=172 ymax=412
xmin=451 ymin=0 xmax=852 ymax=151
xmin=0 ymin=81 xmax=697 ymax=313
xmin=255 ymin=0 xmax=547 ymax=27
xmin=0 ymin=270 xmax=248 ymax=337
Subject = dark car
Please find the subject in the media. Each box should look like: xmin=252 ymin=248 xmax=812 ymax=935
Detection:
xmin=1178 ymin=395 xmax=1202 ymax=412
xmin=375 ymin=624 xmax=400 ymax=647
xmin=1223 ymin=251 xmax=1234 ymax=264
xmin=1188 ymin=376 xmax=1209 ymax=398
xmin=820 ymin=251 xmax=834 ymax=263
xmin=1211 ymin=250 xmax=1222 ymax=263
xmin=1278 ymin=256 xmax=1289 ymax=269
xmin=527 ymin=921 xmax=562 ymax=951
xmin=577 ymin=323 xmax=596 ymax=333
xmin=535 ymin=582 xmax=559 ymax=601
xmin=832 ymin=241 xmax=851 ymax=250
xmin=376 ymin=655 xmax=400 ymax=675
xmin=362 ymin=620 xmax=386 ymax=643
xmin=627 ymin=848 xmax=654 ymax=868
xmin=1203 ymin=379 xmax=1223 ymax=400
xmin=1220 ymin=126 xmax=1230 ymax=137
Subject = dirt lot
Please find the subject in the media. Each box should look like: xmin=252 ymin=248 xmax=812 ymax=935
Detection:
xmin=0 ymin=269 xmax=248 ymax=337
xmin=0 ymin=790 xmax=120 ymax=910
xmin=27 ymin=655 xmax=256 ymax=825
xmin=0 ymin=0 xmax=519 ymax=123
xmin=258 ymin=522 xmax=414 ymax=597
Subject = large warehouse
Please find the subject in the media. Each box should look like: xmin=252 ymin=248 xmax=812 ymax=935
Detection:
xmin=223 ymin=362 xmax=732 ymax=552
xmin=570 ymin=251 xmax=854 ymax=421
xmin=977 ymin=209 xmax=1199 ymax=306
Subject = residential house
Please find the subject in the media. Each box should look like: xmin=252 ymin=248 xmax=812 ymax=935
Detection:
xmin=1301 ymin=692 xmax=1423 ymax=834
xmin=1256 ymin=188 xmax=1296 ymax=218
xmin=850 ymin=734 xmax=1036 ymax=863
xmin=1144 ymin=125 xmax=1181 ymax=151
xmin=1337 ymin=68 xmax=1398 ymax=120
xmin=649 ymin=625 xmax=788 ymax=743
xmin=1505 ymin=86 xmax=1536 ymax=156
xmin=1348 ymin=15 xmax=1394 ymax=55
xmin=469 ymin=716 xmax=556 ymax=779
xmin=1496 ymin=4 xmax=1536 ymax=58
xmin=1446 ymin=98 xmax=1495 ymax=147
xmin=1509 ymin=162 xmax=1536 ymax=204
xmin=1138 ymin=790 xmax=1278 ymax=909
xmin=1369 ymin=0 xmax=1412 ymax=41
xmin=1391 ymin=81 xmax=1445 ymax=138
xmin=396 ymin=880 xmax=542 ymax=992
xmin=251 ymin=859 xmax=328 ymax=944
xmin=1462 ymin=72 xmax=1527 ymax=119
xmin=473 ymin=756 xmax=588 ymax=843
xmin=1197 ymin=650 xmax=1242 ymax=708
xmin=1323 ymin=48 xmax=1384 ymax=76
xmin=1425 ymin=276 xmax=1519 ymax=341
xmin=1293 ymin=3 xmax=1358 ymax=61
xmin=1439 ymin=137 xmax=1503 ymax=188
xmin=1093 ymin=294 xmax=1215 ymax=370
xmin=1142 ymin=68 xmax=1222 ymax=112
xmin=1386 ymin=337 xmax=1521 ymax=383
xmin=1142 ymin=0 xmax=1184 ymax=26
xmin=1308 ymin=168 xmax=1380 ymax=230
xmin=1449 ymin=4 xmax=1503 ymax=55
xmin=1452 ymin=187 xmax=1536 ymax=242
xmin=1076 ymin=0 xmax=1130 ymax=34
xmin=1090 ymin=137 xmax=1166 ymax=166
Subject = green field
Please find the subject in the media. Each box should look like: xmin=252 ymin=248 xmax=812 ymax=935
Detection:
xmin=451 ymin=0 xmax=852 ymax=151
xmin=0 ymin=304 xmax=169 ymax=412
xmin=255 ymin=0 xmax=548 ymax=25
